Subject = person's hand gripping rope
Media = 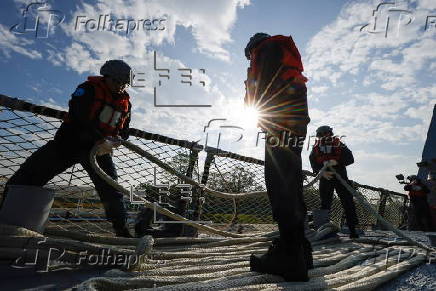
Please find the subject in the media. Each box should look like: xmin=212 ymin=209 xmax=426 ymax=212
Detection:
xmin=322 ymin=160 xmax=337 ymax=180
xmin=96 ymin=136 xmax=122 ymax=156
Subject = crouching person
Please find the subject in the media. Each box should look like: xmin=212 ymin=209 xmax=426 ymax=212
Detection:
xmin=1 ymin=60 xmax=133 ymax=237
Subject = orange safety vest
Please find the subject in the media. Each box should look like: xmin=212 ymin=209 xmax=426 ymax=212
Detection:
xmin=313 ymin=137 xmax=342 ymax=164
xmin=66 ymin=76 xmax=131 ymax=137
xmin=250 ymin=35 xmax=306 ymax=81
xmin=245 ymin=35 xmax=309 ymax=136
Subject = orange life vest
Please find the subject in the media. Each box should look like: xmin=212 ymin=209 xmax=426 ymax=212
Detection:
xmin=313 ymin=137 xmax=342 ymax=164
xmin=85 ymin=76 xmax=130 ymax=137
xmin=250 ymin=35 xmax=307 ymax=83
xmin=244 ymin=35 xmax=310 ymax=136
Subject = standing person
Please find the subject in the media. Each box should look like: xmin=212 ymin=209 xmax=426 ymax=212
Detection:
xmin=1 ymin=60 xmax=133 ymax=237
xmin=309 ymin=126 xmax=359 ymax=238
xmin=244 ymin=33 xmax=312 ymax=282
xmin=404 ymin=175 xmax=433 ymax=231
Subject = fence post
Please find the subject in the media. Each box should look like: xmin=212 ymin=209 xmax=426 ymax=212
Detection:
xmin=185 ymin=149 xmax=198 ymax=179
xmin=201 ymin=152 xmax=215 ymax=185
xmin=180 ymin=148 xmax=201 ymax=236
xmin=377 ymin=190 xmax=388 ymax=230
xmin=400 ymin=195 xmax=409 ymax=230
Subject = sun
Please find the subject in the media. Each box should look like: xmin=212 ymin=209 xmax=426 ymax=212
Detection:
xmin=225 ymin=101 xmax=260 ymax=130
xmin=240 ymin=105 xmax=260 ymax=129
xmin=241 ymin=106 xmax=259 ymax=127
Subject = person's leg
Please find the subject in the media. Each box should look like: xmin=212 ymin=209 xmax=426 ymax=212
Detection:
xmin=250 ymin=141 xmax=311 ymax=281
xmin=319 ymin=178 xmax=335 ymax=211
xmin=314 ymin=178 xmax=335 ymax=229
xmin=80 ymin=153 xmax=130 ymax=237
xmin=412 ymin=197 xmax=432 ymax=231
xmin=334 ymin=176 xmax=359 ymax=237
xmin=1 ymin=140 xmax=76 ymax=208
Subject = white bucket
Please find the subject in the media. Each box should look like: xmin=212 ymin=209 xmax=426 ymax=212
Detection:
xmin=0 ymin=185 xmax=54 ymax=233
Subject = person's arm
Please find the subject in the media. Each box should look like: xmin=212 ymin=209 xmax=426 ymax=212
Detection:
xmin=119 ymin=101 xmax=131 ymax=140
xmin=338 ymin=143 xmax=354 ymax=167
xmin=68 ymin=83 xmax=104 ymax=144
xmin=309 ymin=149 xmax=322 ymax=174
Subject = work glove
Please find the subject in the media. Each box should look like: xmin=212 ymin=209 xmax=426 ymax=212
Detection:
xmin=322 ymin=171 xmax=334 ymax=180
xmin=323 ymin=160 xmax=338 ymax=167
xmin=96 ymin=137 xmax=122 ymax=156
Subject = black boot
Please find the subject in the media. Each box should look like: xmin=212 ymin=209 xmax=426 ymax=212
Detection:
xmin=112 ymin=218 xmax=133 ymax=238
xmin=303 ymin=238 xmax=314 ymax=269
xmin=115 ymin=225 xmax=133 ymax=238
xmin=134 ymin=207 xmax=155 ymax=237
xmin=349 ymin=225 xmax=359 ymax=239
xmin=250 ymin=238 xmax=309 ymax=282
xmin=134 ymin=205 xmax=182 ymax=238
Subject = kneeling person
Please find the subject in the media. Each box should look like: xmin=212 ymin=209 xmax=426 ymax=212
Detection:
xmin=1 ymin=60 xmax=133 ymax=237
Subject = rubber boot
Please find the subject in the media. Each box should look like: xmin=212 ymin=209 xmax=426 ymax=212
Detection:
xmin=0 ymin=185 xmax=54 ymax=233
xmin=115 ymin=226 xmax=133 ymax=238
xmin=112 ymin=217 xmax=133 ymax=238
xmin=134 ymin=207 xmax=155 ymax=237
xmin=348 ymin=224 xmax=359 ymax=239
xmin=303 ymin=238 xmax=314 ymax=269
xmin=135 ymin=205 xmax=181 ymax=238
xmin=250 ymin=238 xmax=309 ymax=282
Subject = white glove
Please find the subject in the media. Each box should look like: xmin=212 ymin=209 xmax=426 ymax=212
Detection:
xmin=322 ymin=171 xmax=334 ymax=180
xmin=323 ymin=160 xmax=338 ymax=167
xmin=96 ymin=137 xmax=121 ymax=156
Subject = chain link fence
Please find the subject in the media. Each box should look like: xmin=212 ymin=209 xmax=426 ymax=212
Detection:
xmin=0 ymin=95 xmax=409 ymax=236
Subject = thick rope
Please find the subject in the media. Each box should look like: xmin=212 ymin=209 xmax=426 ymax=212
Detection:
xmin=92 ymin=141 xmax=434 ymax=255
xmin=120 ymin=140 xmax=324 ymax=199
xmin=89 ymin=145 xmax=247 ymax=238
xmin=90 ymin=141 xmax=327 ymax=238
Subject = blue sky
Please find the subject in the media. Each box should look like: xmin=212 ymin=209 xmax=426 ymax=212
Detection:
xmin=0 ymin=0 xmax=435 ymax=192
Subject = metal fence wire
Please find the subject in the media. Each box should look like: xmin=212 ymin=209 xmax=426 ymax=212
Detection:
xmin=0 ymin=95 xmax=409 ymax=235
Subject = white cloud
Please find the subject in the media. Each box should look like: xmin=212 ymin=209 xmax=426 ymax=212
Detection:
xmin=0 ymin=24 xmax=42 ymax=60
